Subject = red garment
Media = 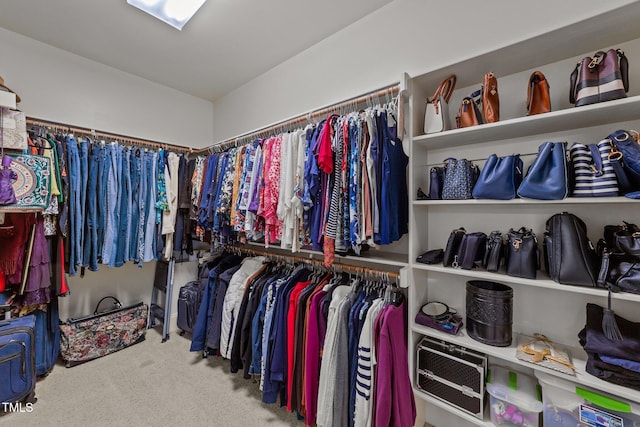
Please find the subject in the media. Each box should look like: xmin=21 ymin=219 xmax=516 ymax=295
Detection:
xmin=317 ymin=115 xmax=338 ymax=174
xmin=0 ymin=213 xmax=36 ymax=280
xmin=286 ymin=280 xmax=311 ymax=411
xmin=0 ymin=272 xmax=5 ymax=292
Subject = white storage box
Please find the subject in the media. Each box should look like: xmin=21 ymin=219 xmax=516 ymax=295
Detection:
xmin=536 ymin=372 xmax=640 ymax=427
xmin=487 ymin=365 xmax=543 ymax=426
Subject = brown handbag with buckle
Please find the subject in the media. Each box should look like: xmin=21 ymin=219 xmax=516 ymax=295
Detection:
xmin=482 ymin=72 xmax=499 ymax=123
xmin=526 ymin=71 xmax=551 ymax=116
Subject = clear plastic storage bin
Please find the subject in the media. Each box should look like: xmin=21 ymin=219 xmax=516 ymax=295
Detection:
xmin=536 ymin=372 xmax=640 ymax=427
xmin=487 ymin=365 xmax=543 ymax=426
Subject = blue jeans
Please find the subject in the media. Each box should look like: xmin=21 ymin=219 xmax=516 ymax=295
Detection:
xmin=83 ymin=144 xmax=100 ymax=271
xmin=114 ymin=147 xmax=129 ymax=267
xmin=102 ymin=144 xmax=118 ymax=265
xmin=143 ymin=151 xmax=157 ymax=262
xmin=97 ymin=146 xmax=109 ymax=261
xmin=78 ymin=140 xmax=89 ymax=267
xmin=65 ymin=136 xmax=80 ymax=276
xmin=136 ymin=150 xmax=147 ymax=267
xmin=129 ymin=150 xmax=141 ymax=262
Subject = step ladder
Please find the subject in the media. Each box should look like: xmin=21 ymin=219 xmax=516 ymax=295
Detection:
xmin=148 ymin=258 xmax=175 ymax=343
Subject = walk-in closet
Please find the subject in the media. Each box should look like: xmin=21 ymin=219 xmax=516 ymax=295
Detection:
xmin=1 ymin=1 xmax=640 ymax=427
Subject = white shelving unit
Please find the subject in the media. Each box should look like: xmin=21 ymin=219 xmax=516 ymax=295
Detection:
xmin=405 ymin=3 xmax=640 ymax=426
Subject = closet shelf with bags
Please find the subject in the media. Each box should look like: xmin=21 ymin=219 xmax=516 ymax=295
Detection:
xmin=413 ymin=196 xmax=638 ymax=206
xmin=412 ymin=94 xmax=640 ymax=149
xmin=405 ymin=3 xmax=640 ymax=425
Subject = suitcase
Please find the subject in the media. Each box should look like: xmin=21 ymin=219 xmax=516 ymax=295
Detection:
xmin=33 ymin=299 xmax=60 ymax=377
xmin=177 ymin=263 xmax=209 ymax=335
xmin=0 ymin=315 xmax=37 ymax=405
xmin=0 ymin=291 xmax=59 ymax=377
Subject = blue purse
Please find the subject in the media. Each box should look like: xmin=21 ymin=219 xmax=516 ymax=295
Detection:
xmin=442 ymin=158 xmax=479 ymax=200
xmin=607 ymin=130 xmax=640 ymax=194
xmin=517 ymin=142 xmax=568 ymax=200
xmin=472 ymin=154 xmax=523 ymax=200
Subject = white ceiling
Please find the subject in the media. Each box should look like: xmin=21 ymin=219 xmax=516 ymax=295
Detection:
xmin=0 ymin=0 xmax=392 ymax=102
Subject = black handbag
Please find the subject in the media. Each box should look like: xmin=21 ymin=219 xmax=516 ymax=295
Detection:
xmin=543 ymin=212 xmax=600 ymax=287
xmin=416 ymin=249 xmax=444 ymax=265
xmin=483 ymin=231 xmax=504 ymax=272
xmin=598 ymin=252 xmax=640 ymax=294
xmin=456 ymin=232 xmax=487 ymax=270
xmin=443 ymin=228 xmax=466 ymax=267
xmin=505 ymin=227 xmax=539 ymax=279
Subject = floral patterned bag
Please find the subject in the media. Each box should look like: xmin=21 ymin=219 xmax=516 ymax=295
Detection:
xmin=59 ymin=297 xmax=148 ymax=367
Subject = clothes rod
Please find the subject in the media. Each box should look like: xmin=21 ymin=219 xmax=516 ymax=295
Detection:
xmin=198 ymin=83 xmax=401 ymax=154
xmin=26 ymin=117 xmax=193 ymax=154
xmin=229 ymin=245 xmax=399 ymax=280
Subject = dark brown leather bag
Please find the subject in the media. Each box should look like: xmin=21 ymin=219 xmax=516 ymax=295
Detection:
xmin=527 ymin=71 xmax=551 ymax=116
xmin=482 ymin=72 xmax=499 ymax=123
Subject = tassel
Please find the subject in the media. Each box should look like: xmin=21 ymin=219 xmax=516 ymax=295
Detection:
xmin=602 ymin=287 xmax=623 ymax=341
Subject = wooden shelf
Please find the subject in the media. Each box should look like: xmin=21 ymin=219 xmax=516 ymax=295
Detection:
xmin=413 ymin=197 xmax=638 ymax=206
xmin=413 ymin=387 xmax=493 ymax=427
xmin=0 ymin=207 xmax=43 ymax=214
xmin=413 ymin=95 xmax=640 ymax=150
xmin=411 ymin=264 xmax=640 ymax=303
xmin=411 ymin=324 xmax=640 ymax=404
xmin=244 ymin=241 xmax=408 ymax=268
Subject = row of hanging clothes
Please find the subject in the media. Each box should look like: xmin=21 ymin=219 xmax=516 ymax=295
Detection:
xmin=0 ymin=128 xmax=69 ymax=308
xmin=189 ymin=248 xmax=415 ymax=427
xmin=190 ymin=99 xmax=409 ymax=267
xmin=24 ymin=125 xmax=196 ymax=280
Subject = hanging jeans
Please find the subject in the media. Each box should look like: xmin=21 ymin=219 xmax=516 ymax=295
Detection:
xmin=97 ymin=145 xmax=110 ymax=262
xmin=78 ymin=140 xmax=89 ymax=267
xmin=102 ymin=144 xmax=119 ymax=265
xmin=114 ymin=147 xmax=130 ymax=267
xmin=137 ymin=150 xmax=148 ymax=267
xmin=143 ymin=151 xmax=157 ymax=263
xmin=66 ymin=137 xmax=80 ymax=276
xmin=129 ymin=150 xmax=141 ymax=263
xmin=83 ymin=144 xmax=100 ymax=272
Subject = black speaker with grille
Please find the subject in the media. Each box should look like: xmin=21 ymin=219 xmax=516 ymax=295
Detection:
xmin=416 ymin=337 xmax=487 ymax=419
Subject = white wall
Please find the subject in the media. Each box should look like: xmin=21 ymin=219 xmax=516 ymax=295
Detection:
xmin=0 ymin=27 xmax=211 ymax=321
xmin=0 ymin=27 xmax=214 ymax=147
xmin=212 ymin=0 xmax=638 ymax=142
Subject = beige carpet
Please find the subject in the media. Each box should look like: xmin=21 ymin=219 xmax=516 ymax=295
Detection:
xmin=0 ymin=327 xmax=301 ymax=427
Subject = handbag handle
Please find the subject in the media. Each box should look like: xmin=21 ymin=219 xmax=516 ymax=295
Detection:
xmin=94 ymin=296 xmax=123 ymax=314
xmin=618 ymin=49 xmax=629 ymax=92
xmin=430 ymin=75 xmax=457 ymax=103
xmin=588 ymin=144 xmax=604 ymax=176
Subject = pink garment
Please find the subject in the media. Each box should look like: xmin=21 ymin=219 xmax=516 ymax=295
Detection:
xmin=317 ymin=115 xmax=337 ymax=174
xmin=304 ymin=289 xmax=328 ymax=427
xmin=373 ymin=304 xmax=416 ymax=427
xmin=263 ymin=136 xmax=283 ymax=245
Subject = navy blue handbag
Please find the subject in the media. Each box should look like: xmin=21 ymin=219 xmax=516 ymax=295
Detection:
xmin=442 ymin=158 xmax=479 ymax=200
xmin=472 ymin=154 xmax=523 ymax=199
xmin=517 ymin=142 xmax=568 ymax=200
xmin=607 ymin=130 xmax=640 ymax=194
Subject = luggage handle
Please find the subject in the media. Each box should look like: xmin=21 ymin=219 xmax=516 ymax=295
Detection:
xmin=94 ymin=296 xmax=123 ymax=315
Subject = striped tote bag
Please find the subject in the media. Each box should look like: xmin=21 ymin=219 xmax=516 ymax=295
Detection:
xmin=570 ymin=139 xmax=619 ymax=197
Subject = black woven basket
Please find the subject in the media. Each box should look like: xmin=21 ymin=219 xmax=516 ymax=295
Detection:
xmin=466 ymin=280 xmax=513 ymax=347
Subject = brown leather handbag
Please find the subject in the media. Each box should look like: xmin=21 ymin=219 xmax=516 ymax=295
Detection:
xmin=456 ymin=94 xmax=484 ymax=128
xmin=526 ymin=71 xmax=551 ymax=115
xmin=482 ymin=72 xmax=499 ymax=123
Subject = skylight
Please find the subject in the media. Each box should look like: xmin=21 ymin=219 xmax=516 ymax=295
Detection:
xmin=127 ymin=0 xmax=207 ymax=31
